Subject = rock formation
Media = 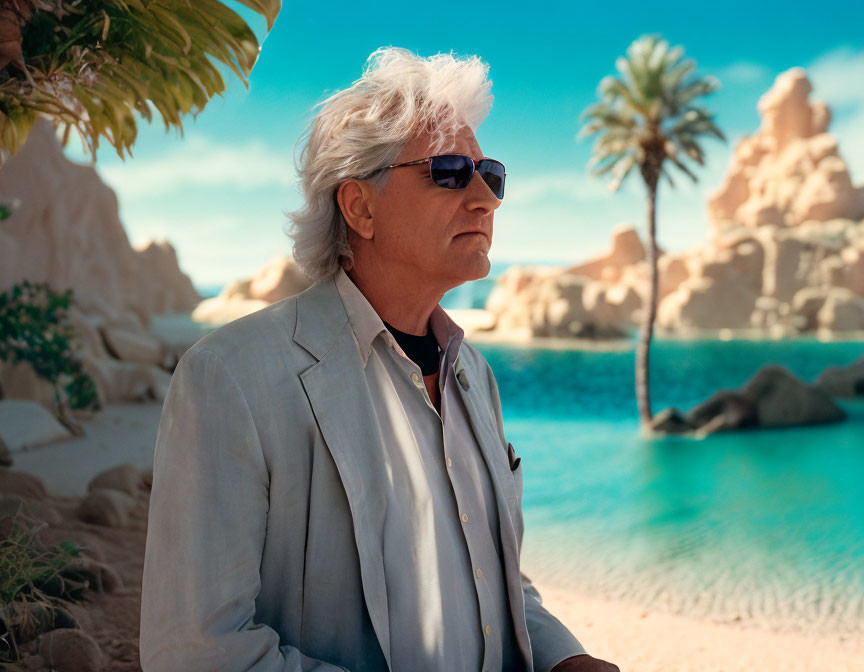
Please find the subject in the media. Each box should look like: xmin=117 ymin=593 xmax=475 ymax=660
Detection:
xmin=650 ymin=364 xmax=847 ymax=436
xmin=485 ymin=67 xmax=864 ymax=339
xmin=192 ymin=254 xmax=311 ymax=325
xmin=0 ymin=118 xmax=203 ymax=408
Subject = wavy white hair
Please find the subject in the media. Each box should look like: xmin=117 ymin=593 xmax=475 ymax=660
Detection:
xmin=282 ymin=47 xmax=494 ymax=282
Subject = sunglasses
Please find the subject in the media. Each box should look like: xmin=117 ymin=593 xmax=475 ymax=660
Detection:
xmin=365 ymin=154 xmax=506 ymax=199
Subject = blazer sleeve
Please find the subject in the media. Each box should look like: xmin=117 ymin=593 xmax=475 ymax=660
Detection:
xmin=140 ymin=345 xmax=349 ymax=672
xmin=482 ymin=358 xmax=589 ymax=672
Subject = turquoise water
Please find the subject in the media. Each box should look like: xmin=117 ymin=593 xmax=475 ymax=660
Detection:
xmin=476 ymin=339 xmax=864 ymax=633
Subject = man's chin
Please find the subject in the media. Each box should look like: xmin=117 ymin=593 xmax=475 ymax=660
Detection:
xmin=453 ymin=254 xmax=491 ymax=283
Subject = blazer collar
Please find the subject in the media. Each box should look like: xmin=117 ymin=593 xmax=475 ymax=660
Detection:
xmin=295 ymin=270 xmax=466 ymax=372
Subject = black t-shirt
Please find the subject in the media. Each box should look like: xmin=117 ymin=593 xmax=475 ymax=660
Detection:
xmin=382 ymin=320 xmax=441 ymax=375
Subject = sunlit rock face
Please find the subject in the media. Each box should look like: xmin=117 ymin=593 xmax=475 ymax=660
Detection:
xmin=0 ymin=118 xmax=201 ymax=322
xmin=191 ymin=254 xmax=311 ymax=325
xmin=484 ymin=67 xmax=864 ymax=340
xmin=0 ymin=118 xmax=202 ymax=406
xmin=708 ymin=67 xmax=864 ymax=233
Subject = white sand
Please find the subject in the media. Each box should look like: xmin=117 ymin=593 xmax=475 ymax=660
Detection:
xmin=531 ymin=575 xmax=864 ymax=672
xmin=10 ymin=402 xmax=163 ymax=496
xmin=10 ymin=402 xmax=863 ymax=670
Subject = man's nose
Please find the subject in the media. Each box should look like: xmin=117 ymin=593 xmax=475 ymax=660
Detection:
xmin=463 ymin=170 xmax=502 ymax=212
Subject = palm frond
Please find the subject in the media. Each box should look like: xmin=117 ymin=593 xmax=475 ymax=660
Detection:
xmin=577 ymin=33 xmax=726 ymax=193
xmin=0 ymin=0 xmax=282 ymax=164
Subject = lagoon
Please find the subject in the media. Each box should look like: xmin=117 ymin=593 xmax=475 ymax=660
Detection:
xmin=478 ymin=338 xmax=864 ymax=635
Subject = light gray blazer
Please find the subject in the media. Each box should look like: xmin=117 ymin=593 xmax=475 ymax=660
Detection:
xmin=140 ymin=273 xmax=586 ymax=672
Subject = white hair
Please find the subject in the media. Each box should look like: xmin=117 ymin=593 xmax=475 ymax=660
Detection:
xmin=282 ymin=46 xmax=494 ymax=282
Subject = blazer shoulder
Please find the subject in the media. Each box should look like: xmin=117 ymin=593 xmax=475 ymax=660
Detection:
xmin=180 ymin=294 xmax=305 ymax=377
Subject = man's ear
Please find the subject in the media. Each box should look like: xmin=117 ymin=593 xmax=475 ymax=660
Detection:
xmin=337 ymin=180 xmax=374 ymax=240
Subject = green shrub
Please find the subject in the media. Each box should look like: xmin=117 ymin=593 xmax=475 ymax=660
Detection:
xmin=0 ymin=280 xmax=100 ymax=413
xmin=0 ymin=510 xmax=84 ymax=662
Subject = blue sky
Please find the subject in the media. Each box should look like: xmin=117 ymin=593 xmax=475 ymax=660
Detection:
xmin=63 ymin=0 xmax=864 ymax=289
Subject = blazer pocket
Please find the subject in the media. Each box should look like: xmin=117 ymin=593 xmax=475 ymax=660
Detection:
xmin=506 ymin=442 xmax=524 ymax=512
xmin=506 ymin=441 xmax=521 ymax=471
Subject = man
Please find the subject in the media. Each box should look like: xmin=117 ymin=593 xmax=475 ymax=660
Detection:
xmin=140 ymin=47 xmax=618 ymax=672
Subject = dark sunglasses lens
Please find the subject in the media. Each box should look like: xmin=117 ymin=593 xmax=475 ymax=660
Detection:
xmin=430 ymin=155 xmax=474 ymax=189
xmin=477 ymin=160 xmax=505 ymax=199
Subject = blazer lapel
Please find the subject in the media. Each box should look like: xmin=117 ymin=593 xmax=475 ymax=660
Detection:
xmin=293 ymin=275 xmax=532 ymax=672
xmin=294 ymin=276 xmax=394 ymax=670
xmin=453 ymin=360 xmax=534 ymax=671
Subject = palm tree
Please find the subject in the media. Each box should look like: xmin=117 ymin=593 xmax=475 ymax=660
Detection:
xmin=0 ymin=0 xmax=281 ymax=166
xmin=578 ymin=34 xmax=725 ymax=434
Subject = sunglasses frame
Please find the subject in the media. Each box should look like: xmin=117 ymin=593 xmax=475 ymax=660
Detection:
xmin=364 ymin=153 xmax=506 ymax=199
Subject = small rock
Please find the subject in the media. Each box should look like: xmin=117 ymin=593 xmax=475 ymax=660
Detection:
xmin=649 ymin=407 xmax=694 ymax=434
xmin=77 ymin=488 xmax=137 ymax=527
xmin=61 ymin=558 xmax=124 ymax=594
xmin=0 ymin=468 xmax=48 ymax=500
xmin=12 ymin=602 xmax=79 ymax=643
xmin=87 ymin=463 xmax=145 ymax=497
xmin=38 ymin=628 xmax=105 ymax=672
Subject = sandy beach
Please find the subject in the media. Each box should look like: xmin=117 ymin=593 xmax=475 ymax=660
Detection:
xmin=4 ymin=402 xmax=861 ymax=671
xmin=527 ymin=575 xmax=864 ymax=672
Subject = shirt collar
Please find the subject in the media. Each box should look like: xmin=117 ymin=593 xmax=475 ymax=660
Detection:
xmin=333 ymin=265 xmax=464 ymax=369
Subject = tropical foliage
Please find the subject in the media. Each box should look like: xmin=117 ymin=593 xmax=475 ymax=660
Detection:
xmin=0 ymin=280 xmax=100 ymax=427
xmin=578 ymin=34 xmax=726 ymax=431
xmin=0 ymin=0 xmax=281 ymax=165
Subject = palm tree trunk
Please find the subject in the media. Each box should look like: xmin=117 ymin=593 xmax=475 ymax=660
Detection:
xmin=636 ymin=182 xmax=659 ymax=432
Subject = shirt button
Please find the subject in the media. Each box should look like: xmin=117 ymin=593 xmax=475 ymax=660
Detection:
xmin=475 ymin=567 xmax=483 ymax=579
xmin=446 ymin=457 xmax=452 ymax=468
xmin=484 ymin=625 xmax=492 ymax=636
xmin=410 ymin=371 xmax=424 ymax=388
xmin=460 ymin=512 xmax=468 ymax=523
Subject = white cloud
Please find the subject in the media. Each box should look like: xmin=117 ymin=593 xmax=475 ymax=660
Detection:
xmin=505 ymin=171 xmax=614 ymax=204
xmin=713 ymin=61 xmax=772 ymax=86
xmin=807 ymin=46 xmax=864 ymax=182
xmin=91 ymin=134 xmax=298 ymax=200
xmin=808 ymin=47 xmax=864 ymax=107
xmin=121 ymin=211 xmax=291 ymax=287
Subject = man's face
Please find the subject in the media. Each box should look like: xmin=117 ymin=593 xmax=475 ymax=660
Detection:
xmin=366 ymin=124 xmax=501 ymax=290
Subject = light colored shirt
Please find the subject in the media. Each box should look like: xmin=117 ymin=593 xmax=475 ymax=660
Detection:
xmin=334 ymin=266 xmax=523 ymax=672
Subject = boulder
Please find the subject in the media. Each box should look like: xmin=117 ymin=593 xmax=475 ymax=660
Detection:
xmin=87 ymin=463 xmax=147 ymax=498
xmin=100 ymin=324 xmax=164 ymax=365
xmin=658 ymin=267 xmax=760 ymax=332
xmin=38 ymin=628 xmax=105 ymax=672
xmin=0 ymin=468 xmax=48 ymax=499
xmin=191 ymin=254 xmax=311 ymax=325
xmin=676 ymin=364 xmax=845 ymax=435
xmin=77 ymin=488 xmax=138 ymax=527
xmin=813 ymin=355 xmax=864 ymax=397
xmin=0 ymin=360 xmax=57 ymax=409
xmin=0 ymin=400 xmax=72 ymax=452
xmin=685 ymin=391 xmax=759 ymax=433
xmin=816 ymin=288 xmax=864 ymax=332
xmin=565 ymin=224 xmax=650 ymax=282
xmin=740 ymin=364 xmax=845 ymax=427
